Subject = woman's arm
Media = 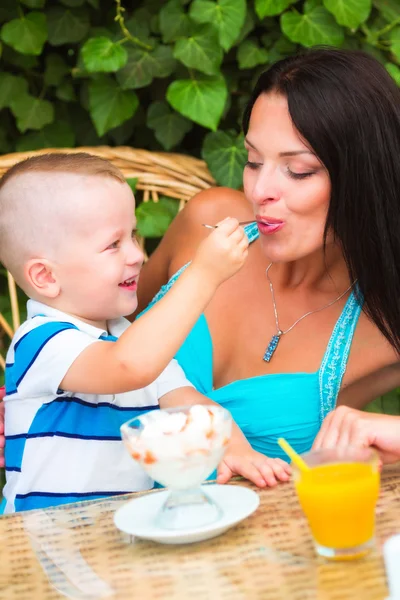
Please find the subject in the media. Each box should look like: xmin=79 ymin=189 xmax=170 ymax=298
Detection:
xmin=136 ymin=187 xmax=251 ymax=315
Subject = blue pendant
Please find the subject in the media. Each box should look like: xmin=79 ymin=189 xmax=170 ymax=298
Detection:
xmin=263 ymin=333 xmax=281 ymax=362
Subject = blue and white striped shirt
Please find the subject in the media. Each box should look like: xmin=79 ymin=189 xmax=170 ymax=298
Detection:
xmin=4 ymin=300 xmax=193 ymax=513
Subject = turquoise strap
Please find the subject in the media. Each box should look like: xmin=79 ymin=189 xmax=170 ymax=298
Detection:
xmin=318 ymin=290 xmax=363 ymax=423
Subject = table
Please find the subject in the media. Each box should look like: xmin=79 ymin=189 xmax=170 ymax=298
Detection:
xmin=1 ymin=466 xmax=399 ymax=600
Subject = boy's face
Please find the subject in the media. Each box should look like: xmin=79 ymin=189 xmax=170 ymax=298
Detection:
xmin=54 ymin=175 xmax=144 ymax=328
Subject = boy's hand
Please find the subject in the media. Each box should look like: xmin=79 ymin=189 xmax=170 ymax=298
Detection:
xmin=192 ymin=217 xmax=249 ymax=286
xmin=217 ymin=439 xmax=291 ymax=488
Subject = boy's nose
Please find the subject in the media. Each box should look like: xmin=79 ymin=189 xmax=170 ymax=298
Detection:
xmin=127 ymin=239 xmax=144 ymax=266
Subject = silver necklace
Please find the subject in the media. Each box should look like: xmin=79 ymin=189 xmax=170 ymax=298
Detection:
xmin=263 ymin=263 xmax=355 ymax=362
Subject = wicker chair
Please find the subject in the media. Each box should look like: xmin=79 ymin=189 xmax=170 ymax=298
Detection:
xmin=0 ymin=146 xmax=216 ymax=373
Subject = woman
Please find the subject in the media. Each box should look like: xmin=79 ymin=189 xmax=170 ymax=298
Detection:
xmin=136 ymin=47 xmax=400 ymax=480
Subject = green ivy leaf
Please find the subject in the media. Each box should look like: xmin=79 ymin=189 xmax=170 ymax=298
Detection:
xmin=56 ymin=80 xmax=77 ymax=102
xmin=126 ymin=178 xmax=138 ymax=193
xmin=1 ymin=11 xmax=47 ymax=55
xmin=202 ymin=130 xmax=246 ymax=188
xmin=88 ymin=77 xmax=139 ymax=136
xmin=323 ymin=0 xmax=372 ymax=29
xmin=125 ymin=10 xmax=153 ymax=46
xmin=372 ymin=0 xmax=400 ymax=23
xmin=117 ymin=45 xmax=175 ymax=90
xmin=15 ymin=121 xmax=75 ymax=152
xmin=21 ymin=0 xmax=46 ymax=7
xmin=152 ymin=45 xmax=176 ymax=78
xmin=236 ymin=7 xmax=256 ymax=45
xmin=11 ymin=95 xmax=54 ymax=133
xmin=174 ymin=24 xmax=223 ymax=75
xmin=304 ymin=0 xmax=322 ymax=9
xmin=386 ymin=62 xmax=400 ymax=85
xmin=268 ymin=34 xmax=297 ymax=62
xmin=281 ymin=6 xmax=345 ymax=47
xmin=390 ymin=27 xmax=400 ymax=63
xmin=81 ymin=37 xmax=128 ymax=73
xmin=159 ymin=0 xmax=192 ymax=43
xmin=136 ymin=197 xmax=179 ymax=238
xmin=255 ymin=0 xmax=295 ymax=18
xmin=0 ymin=73 xmax=28 ymax=110
xmin=147 ymin=101 xmax=192 ymax=150
xmin=167 ymin=74 xmax=227 ymax=131
xmin=46 ymin=6 xmax=90 ymax=46
xmin=190 ymin=0 xmax=246 ymax=51
xmin=237 ymin=39 xmax=269 ymax=69
xmin=44 ymin=53 xmax=69 ymax=86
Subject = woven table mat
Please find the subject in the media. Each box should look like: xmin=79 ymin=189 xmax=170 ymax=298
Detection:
xmin=1 ymin=466 xmax=399 ymax=600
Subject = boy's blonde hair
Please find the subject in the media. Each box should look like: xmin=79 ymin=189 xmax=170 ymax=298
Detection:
xmin=0 ymin=152 xmax=127 ymax=288
xmin=0 ymin=152 xmax=125 ymax=190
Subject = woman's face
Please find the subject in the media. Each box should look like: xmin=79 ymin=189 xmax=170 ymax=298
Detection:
xmin=243 ymin=92 xmax=331 ymax=263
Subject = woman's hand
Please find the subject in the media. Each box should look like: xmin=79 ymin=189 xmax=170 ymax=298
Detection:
xmin=217 ymin=439 xmax=291 ymax=488
xmin=313 ymin=405 xmax=400 ymax=464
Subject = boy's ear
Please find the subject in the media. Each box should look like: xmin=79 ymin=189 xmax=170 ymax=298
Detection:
xmin=24 ymin=258 xmax=60 ymax=298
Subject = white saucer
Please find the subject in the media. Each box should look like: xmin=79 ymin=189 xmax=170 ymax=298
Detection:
xmin=113 ymin=484 xmax=260 ymax=545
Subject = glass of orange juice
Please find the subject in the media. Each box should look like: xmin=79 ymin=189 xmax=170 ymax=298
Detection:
xmin=293 ymin=447 xmax=380 ymax=560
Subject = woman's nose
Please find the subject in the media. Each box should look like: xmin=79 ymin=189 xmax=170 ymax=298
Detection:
xmin=250 ymin=172 xmax=281 ymax=206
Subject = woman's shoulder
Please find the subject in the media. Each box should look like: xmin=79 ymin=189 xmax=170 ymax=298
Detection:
xmin=182 ymin=187 xmax=252 ymax=224
xmin=156 ymin=187 xmax=253 ymax=269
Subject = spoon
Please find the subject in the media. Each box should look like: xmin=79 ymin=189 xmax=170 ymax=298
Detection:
xmin=202 ymin=220 xmax=256 ymax=229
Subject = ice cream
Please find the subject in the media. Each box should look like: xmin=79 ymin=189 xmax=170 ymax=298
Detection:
xmin=121 ymin=405 xmax=232 ymax=489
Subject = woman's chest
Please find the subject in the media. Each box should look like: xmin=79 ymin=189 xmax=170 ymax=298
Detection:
xmin=204 ymin=265 xmax=352 ymax=388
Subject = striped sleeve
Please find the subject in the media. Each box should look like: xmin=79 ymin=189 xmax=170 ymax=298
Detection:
xmin=8 ymin=321 xmax=99 ymax=397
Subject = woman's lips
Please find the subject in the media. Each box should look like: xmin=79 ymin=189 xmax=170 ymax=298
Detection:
xmin=256 ymin=217 xmax=284 ymax=235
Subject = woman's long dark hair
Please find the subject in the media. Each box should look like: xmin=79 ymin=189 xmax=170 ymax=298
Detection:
xmin=243 ymin=48 xmax=400 ymax=355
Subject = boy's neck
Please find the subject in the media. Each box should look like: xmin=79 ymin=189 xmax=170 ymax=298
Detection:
xmin=29 ymin=297 xmax=109 ymax=332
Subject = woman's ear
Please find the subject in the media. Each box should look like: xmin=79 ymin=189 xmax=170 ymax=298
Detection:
xmin=24 ymin=258 xmax=60 ymax=299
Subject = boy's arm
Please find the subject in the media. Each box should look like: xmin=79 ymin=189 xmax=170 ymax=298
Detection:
xmin=61 ymin=219 xmax=248 ymax=395
xmin=159 ymin=387 xmax=291 ymax=488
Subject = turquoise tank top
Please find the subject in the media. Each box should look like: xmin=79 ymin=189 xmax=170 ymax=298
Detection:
xmin=145 ymin=223 xmax=363 ymax=461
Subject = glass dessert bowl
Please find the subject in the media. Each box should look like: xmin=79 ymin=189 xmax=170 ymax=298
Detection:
xmin=121 ymin=405 xmax=232 ymax=530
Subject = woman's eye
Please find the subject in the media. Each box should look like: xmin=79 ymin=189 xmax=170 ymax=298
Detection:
xmin=287 ymin=167 xmax=315 ymax=180
xmin=107 ymin=240 xmax=119 ymax=250
xmin=245 ymin=160 xmax=261 ymax=170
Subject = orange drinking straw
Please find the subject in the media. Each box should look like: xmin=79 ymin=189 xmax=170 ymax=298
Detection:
xmin=278 ymin=437 xmax=311 ymax=472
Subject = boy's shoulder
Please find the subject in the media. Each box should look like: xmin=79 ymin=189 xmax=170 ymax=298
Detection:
xmin=10 ymin=305 xmax=80 ymax=351
xmin=6 ymin=300 xmax=104 ymax=372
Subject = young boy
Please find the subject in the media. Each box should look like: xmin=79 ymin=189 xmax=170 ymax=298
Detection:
xmin=0 ymin=153 xmax=290 ymax=513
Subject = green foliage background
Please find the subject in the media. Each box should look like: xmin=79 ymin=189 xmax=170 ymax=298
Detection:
xmin=0 ymin=0 xmax=400 ymax=412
